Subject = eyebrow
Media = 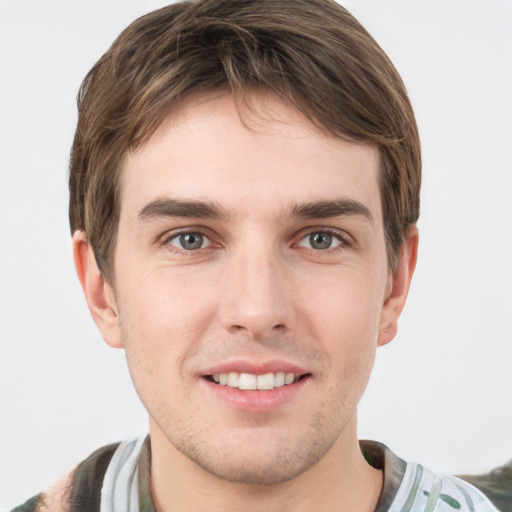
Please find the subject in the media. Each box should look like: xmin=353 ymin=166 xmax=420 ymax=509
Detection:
xmin=138 ymin=197 xmax=372 ymax=223
xmin=289 ymin=199 xmax=373 ymax=222
xmin=138 ymin=198 xmax=233 ymax=222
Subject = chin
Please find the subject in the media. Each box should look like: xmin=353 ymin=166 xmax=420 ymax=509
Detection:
xmin=184 ymin=446 xmax=327 ymax=486
xmin=166 ymin=414 xmax=343 ymax=486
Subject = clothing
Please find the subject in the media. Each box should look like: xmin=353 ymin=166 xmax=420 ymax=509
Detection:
xmin=10 ymin=437 xmax=500 ymax=512
xmin=458 ymin=460 xmax=512 ymax=512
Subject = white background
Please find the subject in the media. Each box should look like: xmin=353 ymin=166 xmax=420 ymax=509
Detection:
xmin=1 ymin=1 xmax=511 ymax=509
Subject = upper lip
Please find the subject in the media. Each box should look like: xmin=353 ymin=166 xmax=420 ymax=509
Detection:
xmin=200 ymin=359 xmax=310 ymax=377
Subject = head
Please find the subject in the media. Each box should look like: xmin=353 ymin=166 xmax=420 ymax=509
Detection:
xmin=69 ymin=0 xmax=420 ymax=282
xmin=70 ymin=0 xmax=420 ymax=488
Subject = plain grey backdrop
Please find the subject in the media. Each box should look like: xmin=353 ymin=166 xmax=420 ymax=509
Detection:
xmin=1 ymin=1 xmax=511 ymax=509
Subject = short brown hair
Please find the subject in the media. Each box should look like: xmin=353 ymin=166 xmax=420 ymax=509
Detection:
xmin=69 ymin=0 xmax=421 ymax=280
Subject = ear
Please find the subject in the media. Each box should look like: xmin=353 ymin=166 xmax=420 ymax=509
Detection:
xmin=377 ymin=226 xmax=418 ymax=347
xmin=72 ymin=231 xmax=123 ymax=349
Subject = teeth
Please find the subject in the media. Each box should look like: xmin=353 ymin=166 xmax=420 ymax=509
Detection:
xmin=211 ymin=371 xmax=301 ymax=390
xmin=239 ymin=373 xmax=257 ymax=390
xmin=274 ymin=372 xmax=285 ymax=387
xmin=227 ymin=372 xmax=239 ymax=387
xmin=257 ymin=373 xmax=274 ymax=390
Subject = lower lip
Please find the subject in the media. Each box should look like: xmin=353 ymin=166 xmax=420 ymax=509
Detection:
xmin=202 ymin=376 xmax=310 ymax=412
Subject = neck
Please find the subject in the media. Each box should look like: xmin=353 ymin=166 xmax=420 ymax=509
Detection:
xmin=149 ymin=419 xmax=383 ymax=512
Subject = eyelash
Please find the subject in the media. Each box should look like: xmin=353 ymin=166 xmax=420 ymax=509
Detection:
xmin=161 ymin=229 xmax=216 ymax=255
xmin=295 ymin=227 xmax=351 ymax=252
xmin=160 ymin=227 xmax=351 ymax=255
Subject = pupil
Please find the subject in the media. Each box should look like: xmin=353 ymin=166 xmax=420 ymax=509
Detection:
xmin=180 ymin=233 xmax=203 ymax=250
xmin=310 ymin=233 xmax=331 ymax=250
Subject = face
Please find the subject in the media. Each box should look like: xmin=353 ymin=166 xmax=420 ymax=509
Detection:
xmin=90 ymin=93 xmax=409 ymax=485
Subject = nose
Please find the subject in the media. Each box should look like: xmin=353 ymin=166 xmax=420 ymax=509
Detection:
xmin=218 ymin=246 xmax=295 ymax=340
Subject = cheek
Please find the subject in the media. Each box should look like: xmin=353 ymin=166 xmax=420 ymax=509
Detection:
xmin=116 ymin=270 xmax=220 ymax=380
xmin=301 ymin=270 xmax=385 ymax=362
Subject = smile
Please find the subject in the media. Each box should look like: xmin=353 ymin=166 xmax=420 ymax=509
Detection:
xmin=208 ymin=372 xmax=303 ymax=390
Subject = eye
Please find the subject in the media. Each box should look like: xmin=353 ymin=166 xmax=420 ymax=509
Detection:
xmin=167 ymin=232 xmax=210 ymax=251
xmin=297 ymin=231 xmax=344 ymax=250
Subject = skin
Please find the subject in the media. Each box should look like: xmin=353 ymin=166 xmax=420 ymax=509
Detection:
xmin=73 ymin=92 xmax=417 ymax=512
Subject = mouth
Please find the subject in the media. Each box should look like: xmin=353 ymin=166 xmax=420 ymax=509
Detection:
xmin=205 ymin=371 xmax=310 ymax=391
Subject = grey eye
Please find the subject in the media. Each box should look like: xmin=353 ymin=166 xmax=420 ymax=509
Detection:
xmin=309 ymin=232 xmax=333 ymax=250
xmin=176 ymin=233 xmax=205 ymax=250
xmin=296 ymin=231 xmax=343 ymax=251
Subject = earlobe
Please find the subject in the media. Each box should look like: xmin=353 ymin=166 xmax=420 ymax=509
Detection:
xmin=377 ymin=226 xmax=419 ymax=347
xmin=72 ymin=231 xmax=123 ymax=349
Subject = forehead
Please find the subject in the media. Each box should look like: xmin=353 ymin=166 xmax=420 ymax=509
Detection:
xmin=120 ymin=92 xmax=381 ymax=220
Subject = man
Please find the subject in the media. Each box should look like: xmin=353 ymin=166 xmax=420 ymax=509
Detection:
xmin=9 ymin=1 xmax=500 ymax=511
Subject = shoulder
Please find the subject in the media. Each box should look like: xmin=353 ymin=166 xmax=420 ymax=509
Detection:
xmin=8 ymin=441 xmax=122 ymax=512
xmin=10 ymin=470 xmax=75 ymax=512
xmin=40 ymin=471 xmax=75 ymax=512
xmin=399 ymin=463 xmax=501 ymax=512
xmin=438 ymin=474 xmax=501 ymax=511
xmin=362 ymin=441 xmax=500 ymax=512
xmin=458 ymin=459 xmax=512 ymax=512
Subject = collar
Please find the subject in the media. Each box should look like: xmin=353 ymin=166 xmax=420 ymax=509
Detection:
xmin=137 ymin=437 xmax=406 ymax=512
